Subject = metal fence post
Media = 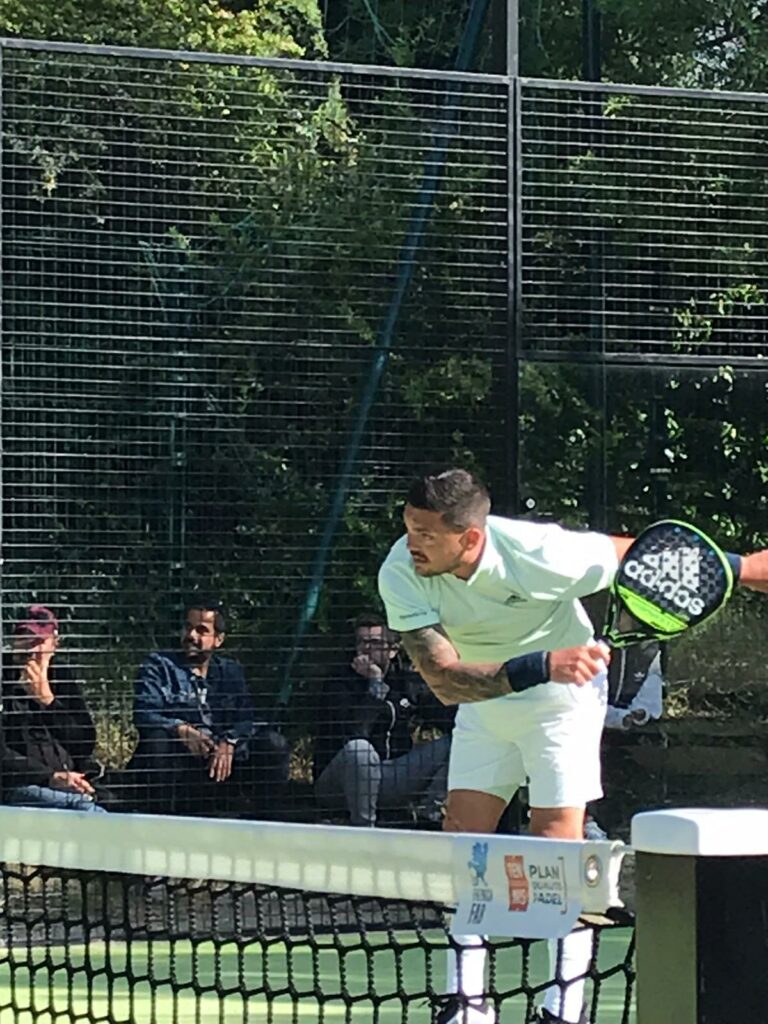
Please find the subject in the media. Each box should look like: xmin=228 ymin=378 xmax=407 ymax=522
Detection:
xmin=632 ymin=808 xmax=768 ymax=1023
xmin=0 ymin=40 xmax=4 ymax=794
xmin=501 ymin=0 xmax=520 ymax=516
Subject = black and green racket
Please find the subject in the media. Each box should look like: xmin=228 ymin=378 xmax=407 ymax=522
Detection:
xmin=603 ymin=519 xmax=736 ymax=649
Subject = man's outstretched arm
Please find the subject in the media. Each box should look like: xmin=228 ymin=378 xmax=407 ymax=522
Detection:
xmin=400 ymin=625 xmax=608 ymax=706
xmin=738 ymin=550 xmax=768 ymax=593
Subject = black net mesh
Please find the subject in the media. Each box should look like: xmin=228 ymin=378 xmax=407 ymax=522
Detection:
xmin=0 ymin=860 xmax=635 ymax=1023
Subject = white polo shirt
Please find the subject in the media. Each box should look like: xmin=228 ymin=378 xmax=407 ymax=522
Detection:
xmin=378 ymin=515 xmax=618 ymax=662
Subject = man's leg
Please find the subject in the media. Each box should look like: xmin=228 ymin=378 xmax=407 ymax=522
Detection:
xmin=231 ymin=728 xmax=290 ymax=818
xmin=5 ymin=785 xmax=107 ymax=814
xmin=528 ymin=806 xmax=584 ymax=838
xmin=434 ymin=703 xmax=528 ymax=1024
xmin=522 ymin=676 xmax=608 ymax=1024
xmin=443 ymin=789 xmax=507 ymax=833
xmin=377 ymin=735 xmax=451 ymax=822
xmin=527 ymin=808 xmax=591 ymax=1024
xmin=129 ymin=728 xmax=200 ymax=814
xmin=314 ymin=739 xmax=382 ymax=826
xmin=435 ymin=790 xmax=507 ymax=1024
xmin=438 ymin=672 xmax=606 ymax=1024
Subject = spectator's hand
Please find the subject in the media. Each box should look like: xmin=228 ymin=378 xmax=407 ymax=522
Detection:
xmin=176 ymin=723 xmax=215 ymax=759
xmin=208 ymin=740 xmax=235 ymax=782
xmin=19 ymin=649 xmax=55 ymax=705
xmin=548 ymin=643 xmax=610 ymax=685
xmin=49 ymin=770 xmax=95 ymax=796
xmin=352 ymin=654 xmax=384 ymax=680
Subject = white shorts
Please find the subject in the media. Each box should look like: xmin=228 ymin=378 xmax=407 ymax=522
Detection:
xmin=447 ymin=672 xmax=608 ymax=808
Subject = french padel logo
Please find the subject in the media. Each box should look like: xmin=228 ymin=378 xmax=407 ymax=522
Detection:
xmin=623 ymin=547 xmax=705 ymax=616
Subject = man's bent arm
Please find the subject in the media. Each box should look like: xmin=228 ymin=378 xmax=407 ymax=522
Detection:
xmin=401 ymin=626 xmax=611 ymax=705
xmin=400 ymin=625 xmax=511 ymax=705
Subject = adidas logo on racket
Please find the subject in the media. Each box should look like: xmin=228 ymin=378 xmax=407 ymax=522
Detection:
xmin=622 ymin=545 xmax=706 ymax=617
xmin=604 ymin=519 xmax=735 ymax=648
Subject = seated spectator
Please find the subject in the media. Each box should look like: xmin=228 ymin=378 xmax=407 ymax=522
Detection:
xmin=1 ymin=605 xmax=106 ymax=814
xmin=585 ymin=640 xmax=665 ymax=839
xmin=128 ymin=600 xmax=289 ymax=817
xmin=313 ymin=612 xmax=454 ymax=828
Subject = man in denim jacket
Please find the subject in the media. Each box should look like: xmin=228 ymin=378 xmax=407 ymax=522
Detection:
xmin=130 ymin=600 xmax=288 ymax=816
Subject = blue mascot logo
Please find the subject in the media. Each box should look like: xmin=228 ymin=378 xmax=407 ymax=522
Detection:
xmin=468 ymin=841 xmax=489 ymax=885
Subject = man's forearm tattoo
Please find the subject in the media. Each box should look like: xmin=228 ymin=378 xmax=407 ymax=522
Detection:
xmin=401 ymin=626 xmax=511 ymax=704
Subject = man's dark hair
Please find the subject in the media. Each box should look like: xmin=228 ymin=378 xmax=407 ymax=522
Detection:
xmin=406 ymin=468 xmax=490 ymax=530
xmin=351 ymin=611 xmax=386 ymax=630
xmin=185 ymin=599 xmax=226 ymax=635
xmin=350 ymin=612 xmax=398 ymax=644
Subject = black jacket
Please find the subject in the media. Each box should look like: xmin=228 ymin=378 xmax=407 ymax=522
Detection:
xmin=607 ymin=641 xmax=662 ymax=709
xmin=0 ymin=658 xmax=98 ymax=790
xmin=312 ymin=664 xmax=454 ymax=779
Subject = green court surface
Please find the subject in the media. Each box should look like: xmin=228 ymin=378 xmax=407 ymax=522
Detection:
xmin=0 ymin=930 xmax=634 ymax=1023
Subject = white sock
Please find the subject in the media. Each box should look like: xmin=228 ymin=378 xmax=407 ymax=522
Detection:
xmin=446 ymin=932 xmax=487 ymax=1003
xmin=542 ymin=927 xmax=593 ymax=1022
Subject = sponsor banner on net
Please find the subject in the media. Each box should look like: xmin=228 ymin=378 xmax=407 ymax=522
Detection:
xmin=452 ymin=836 xmax=583 ymax=938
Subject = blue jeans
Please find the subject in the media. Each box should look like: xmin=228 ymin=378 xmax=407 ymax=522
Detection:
xmin=315 ymin=736 xmax=451 ymax=826
xmin=5 ymin=785 xmax=108 ymax=814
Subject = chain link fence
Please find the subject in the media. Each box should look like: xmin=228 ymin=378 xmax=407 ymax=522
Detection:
xmin=1 ymin=40 xmax=766 ymax=821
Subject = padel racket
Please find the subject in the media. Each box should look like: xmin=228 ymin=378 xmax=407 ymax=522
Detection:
xmin=603 ymin=519 xmax=735 ymax=648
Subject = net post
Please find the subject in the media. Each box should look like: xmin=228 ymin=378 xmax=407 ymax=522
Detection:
xmin=632 ymin=808 xmax=768 ymax=1024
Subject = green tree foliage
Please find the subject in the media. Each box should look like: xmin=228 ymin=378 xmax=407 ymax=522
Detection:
xmin=3 ymin=0 xmax=766 ymax=719
xmin=322 ymin=0 xmax=768 ymax=92
xmin=323 ymin=0 xmax=470 ymax=68
xmin=521 ymin=0 xmax=768 ymax=89
xmin=598 ymin=0 xmax=768 ymax=89
xmin=2 ymin=22 xmax=509 ymax=712
xmin=0 ymin=0 xmax=327 ymax=58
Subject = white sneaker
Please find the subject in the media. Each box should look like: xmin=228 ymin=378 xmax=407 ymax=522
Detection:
xmin=432 ymin=996 xmax=496 ymax=1024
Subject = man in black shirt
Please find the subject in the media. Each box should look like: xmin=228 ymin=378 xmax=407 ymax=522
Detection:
xmin=313 ymin=613 xmax=454 ymax=827
xmin=1 ymin=605 xmax=105 ymax=814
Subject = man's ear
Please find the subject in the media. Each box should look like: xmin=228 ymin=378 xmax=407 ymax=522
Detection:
xmin=460 ymin=526 xmax=483 ymax=552
xmin=214 ymin=632 xmax=225 ymax=649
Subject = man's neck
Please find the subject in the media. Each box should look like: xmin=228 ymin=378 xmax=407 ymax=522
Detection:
xmin=186 ymin=654 xmax=212 ymax=677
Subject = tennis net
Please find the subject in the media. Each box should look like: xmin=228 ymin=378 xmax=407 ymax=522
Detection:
xmin=0 ymin=808 xmax=634 ymax=1023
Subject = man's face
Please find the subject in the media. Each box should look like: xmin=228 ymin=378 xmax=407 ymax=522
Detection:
xmin=181 ymin=609 xmax=223 ymax=663
xmin=404 ymin=504 xmax=472 ymax=577
xmin=355 ymin=625 xmax=396 ymax=673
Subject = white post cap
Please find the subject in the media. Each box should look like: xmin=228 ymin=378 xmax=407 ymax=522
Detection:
xmin=632 ymin=808 xmax=768 ymax=856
